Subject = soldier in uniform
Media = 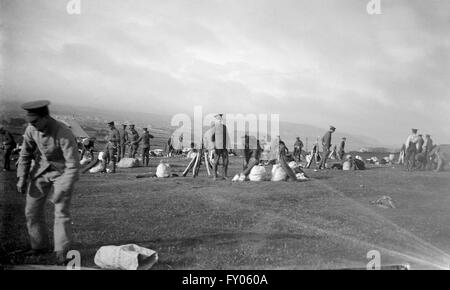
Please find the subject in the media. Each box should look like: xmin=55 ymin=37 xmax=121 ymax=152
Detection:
xmin=293 ymin=137 xmax=303 ymax=162
xmin=16 ymin=100 xmax=80 ymax=265
xmin=210 ymin=114 xmax=230 ymax=180
xmin=416 ymin=134 xmax=424 ymax=154
xmin=423 ymin=134 xmax=434 ymax=170
xmin=136 ymin=127 xmax=154 ymax=166
xmin=102 ymin=121 xmax=120 ymax=173
xmin=0 ymin=125 xmax=16 ymax=171
xmin=118 ymin=123 xmax=128 ymax=160
xmin=128 ymin=124 xmax=140 ymax=158
xmin=338 ymin=137 xmax=346 ymax=160
xmin=318 ymin=126 xmax=336 ymax=170
xmin=405 ymin=128 xmax=419 ymax=170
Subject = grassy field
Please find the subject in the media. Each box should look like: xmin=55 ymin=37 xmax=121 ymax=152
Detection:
xmin=1 ymin=154 xmax=450 ymax=270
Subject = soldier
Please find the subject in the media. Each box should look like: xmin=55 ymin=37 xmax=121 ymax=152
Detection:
xmin=102 ymin=121 xmax=120 ymax=173
xmin=166 ymin=136 xmax=174 ymax=157
xmin=318 ymin=126 xmax=336 ymax=169
xmin=293 ymin=137 xmax=303 ymax=162
xmin=16 ymin=100 xmax=80 ymax=265
xmin=0 ymin=125 xmax=16 ymax=171
xmin=128 ymin=124 xmax=140 ymax=158
xmin=211 ymin=114 xmax=230 ymax=180
xmin=338 ymin=137 xmax=346 ymax=160
xmin=405 ymin=128 xmax=419 ymax=170
xmin=416 ymin=134 xmax=424 ymax=154
xmin=118 ymin=123 xmax=128 ymax=160
xmin=423 ymin=134 xmax=434 ymax=170
xmin=136 ymin=127 xmax=154 ymax=166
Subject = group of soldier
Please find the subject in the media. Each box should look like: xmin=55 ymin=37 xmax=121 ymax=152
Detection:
xmin=400 ymin=128 xmax=434 ymax=170
xmin=293 ymin=126 xmax=346 ymax=170
xmin=80 ymin=121 xmax=154 ymax=173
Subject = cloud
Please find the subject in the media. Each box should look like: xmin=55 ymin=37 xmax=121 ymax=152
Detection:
xmin=1 ymin=0 xmax=449 ymax=144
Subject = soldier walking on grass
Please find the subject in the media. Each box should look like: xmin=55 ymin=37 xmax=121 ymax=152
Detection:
xmin=318 ymin=126 xmax=336 ymax=170
xmin=102 ymin=121 xmax=120 ymax=173
xmin=136 ymin=127 xmax=154 ymax=166
xmin=293 ymin=137 xmax=303 ymax=162
xmin=338 ymin=137 xmax=346 ymax=160
xmin=16 ymin=100 xmax=80 ymax=265
xmin=211 ymin=114 xmax=230 ymax=180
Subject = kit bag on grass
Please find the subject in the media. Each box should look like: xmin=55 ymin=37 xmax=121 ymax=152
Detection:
xmin=248 ymin=165 xmax=267 ymax=181
xmin=94 ymin=244 xmax=158 ymax=270
xmin=156 ymin=161 xmax=171 ymax=178
xmin=271 ymin=164 xmax=287 ymax=181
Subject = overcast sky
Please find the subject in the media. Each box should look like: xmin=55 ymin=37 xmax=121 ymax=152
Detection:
xmin=1 ymin=0 xmax=449 ymax=145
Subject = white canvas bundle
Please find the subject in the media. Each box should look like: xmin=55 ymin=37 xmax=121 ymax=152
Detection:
xmin=343 ymin=161 xmax=352 ymax=171
xmin=98 ymin=151 xmax=105 ymax=161
xmin=89 ymin=162 xmax=103 ymax=173
xmin=94 ymin=244 xmax=158 ymax=270
xmin=117 ymin=158 xmax=140 ymax=168
xmin=271 ymin=164 xmax=287 ymax=181
xmin=248 ymin=165 xmax=267 ymax=181
xmin=156 ymin=162 xmax=171 ymax=178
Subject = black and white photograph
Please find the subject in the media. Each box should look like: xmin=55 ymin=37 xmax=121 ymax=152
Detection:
xmin=0 ymin=0 xmax=449 ymax=275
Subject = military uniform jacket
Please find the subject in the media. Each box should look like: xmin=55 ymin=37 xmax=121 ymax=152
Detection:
xmin=106 ymin=128 xmax=120 ymax=144
xmin=139 ymin=132 xmax=154 ymax=148
xmin=17 ymin=117 xmax=80 ymax=188
xmin=129 ymin=129 xmax=140 ymax=145
xmin=322 ymin=131 xmax=332 ymax=150
xmin=211 ymin=123 xmax=231 ymax=150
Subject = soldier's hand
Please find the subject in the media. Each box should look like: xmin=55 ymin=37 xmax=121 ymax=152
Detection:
xmin=17 ymin=177 xmax=27 ymax=194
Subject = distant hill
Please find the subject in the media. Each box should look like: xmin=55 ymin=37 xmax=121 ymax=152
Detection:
xmin=0 ymin=100 xmax=387 ymax=151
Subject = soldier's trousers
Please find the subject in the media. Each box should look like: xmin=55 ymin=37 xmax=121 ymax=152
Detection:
xmin=319 ymin=149 xmax=330 ymax=169
xmin=130 ymin=145 xmax=139 ymax=158
xmin=25 ymin=170 xmax=73 ymax=252
xmin=119 ymin=143 xmax=127 ymax=159
xmin=293 ymin=148 xmax=302 ymax=161
xmin=142 ymin=147 xmax=150 ymax=166
xmin=405 ymin=147 xmax=416 ymax=169
xmin=103 ymin=143 xmax=117 ymax=173
xmin=213 ymin=149 xmax=229 ymax=177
